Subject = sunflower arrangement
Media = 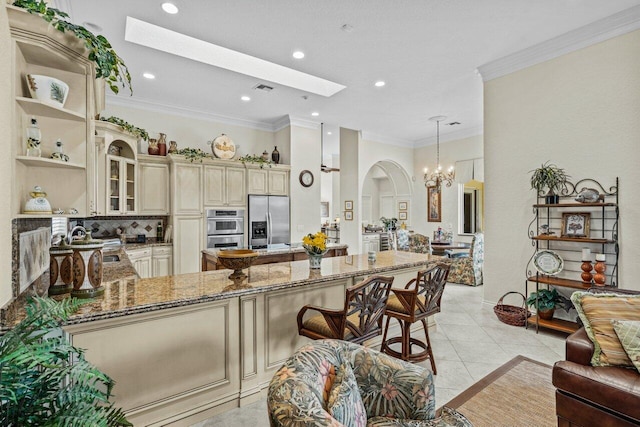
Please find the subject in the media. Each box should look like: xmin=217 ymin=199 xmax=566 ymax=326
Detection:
xmin=302 ymin=231 xmax=328 ymax=255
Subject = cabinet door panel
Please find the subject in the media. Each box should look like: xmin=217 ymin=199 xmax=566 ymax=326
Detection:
xmin=226 ymin=167 xmax=246 ymax=206
xmin=268 ymin=170 xmax=289 ymax=196
xmin=173 ymin=164 xmax=202 ymax=215
xmin=174 ymin=216 xmax=203 ymax=274
xmin=204 ymin=165 xmax=225 ymax=206
xmin=139 ymin=163 xmax=169 ymax=214
xmin=247 ymin=169 xmax=268 ymax=195
xmin=153 ymin=255 xmax=172 ymax=277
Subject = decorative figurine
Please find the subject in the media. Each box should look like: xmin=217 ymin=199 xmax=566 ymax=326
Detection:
xmin=26 ymin=117 xmax=41 ymax=157
xmin=50 ymin=139 xmax=69 ymax=162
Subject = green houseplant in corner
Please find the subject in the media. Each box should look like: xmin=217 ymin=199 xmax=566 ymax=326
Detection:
xmin=0 ymin=297 xmax=131 ymax=426
xmin=529 ymin=161 xmax=570 ymax=204
xmin=12 ymin=0 xmax=132 ymax=95
xmin=526 ymin=288 xmax=571 ymax=320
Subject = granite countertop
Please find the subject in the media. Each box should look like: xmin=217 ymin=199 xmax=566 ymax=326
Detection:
xmin=49 ymin=251 xmax=440 ymax=326
xmin=202 ymin=242 xmax=348 ymax=258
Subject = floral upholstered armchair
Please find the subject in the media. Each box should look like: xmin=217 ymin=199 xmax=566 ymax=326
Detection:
xmin=268 ymin=339 xmax=472 ymax=427
xmin=446 ymin=233 xmax=484 ymax=287
xmin=397 ymin=230 xmax=432 ymax=255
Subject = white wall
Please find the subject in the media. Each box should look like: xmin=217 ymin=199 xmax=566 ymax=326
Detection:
xmin=289 ymin=124 xmax=321 ymax=242
xmin=103 ymin=104 xmax=281 ymax=161
xmin=412 ymin=135 xmax=483 ymax=240
xmin=340 ymin=128 xmax=361 ymax=252
xmin=483 ymin=29 xmax=640 ymax=304
xmin=0 ymin=5 xmax=13 ymax=307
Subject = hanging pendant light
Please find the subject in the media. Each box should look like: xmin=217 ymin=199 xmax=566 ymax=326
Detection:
xmin=423 ymin=115 xmax=454 ymax=191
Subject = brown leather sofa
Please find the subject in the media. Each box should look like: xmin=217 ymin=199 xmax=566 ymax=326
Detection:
xmin=552 ymin=326 xmax=640 ymax=426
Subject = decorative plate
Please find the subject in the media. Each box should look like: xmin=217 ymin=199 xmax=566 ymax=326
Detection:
xmin=533 ymin=250 xmax=564 ymax=275
xmin=212 ymin=134 xmax=236 ymax=159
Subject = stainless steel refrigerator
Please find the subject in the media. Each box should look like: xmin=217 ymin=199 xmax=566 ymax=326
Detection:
xmin=248 ymin=195 xmax=290 ymax=249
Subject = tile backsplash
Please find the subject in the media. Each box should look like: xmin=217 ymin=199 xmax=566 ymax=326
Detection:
xmin=71 ymin=216 xmax=167 ymax=240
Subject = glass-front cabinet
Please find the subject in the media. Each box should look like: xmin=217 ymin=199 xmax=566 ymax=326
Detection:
xmin=106 ymin=147 xmax=136 ymax=215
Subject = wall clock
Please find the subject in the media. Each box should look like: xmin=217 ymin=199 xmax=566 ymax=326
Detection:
xmin=299 ymin=170 xmax=314 ymax=187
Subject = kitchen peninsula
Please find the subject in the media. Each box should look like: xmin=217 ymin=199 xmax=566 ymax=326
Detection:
xmin=51 ymin=251 xmax=439 ymax=426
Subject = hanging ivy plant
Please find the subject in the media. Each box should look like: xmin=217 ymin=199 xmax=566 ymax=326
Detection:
xmin=238 ymin=154 xmax=273 ymax=169
xmin=12 ymin=0 xmax=132 ymax=95
xmin=99 ymin=116 xmax=149 ymax=141
xmin=175 ymin=148 xmax=211 ymax=163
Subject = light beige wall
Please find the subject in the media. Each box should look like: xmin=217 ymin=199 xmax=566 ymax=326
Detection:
xmin=103 ymin=104 xmax=280 ymax=161
xmin=289 ymin=124 xmax=321 ymax=242
xmin=340 ymin=128 xmax=361 ymax=252
xmin=412 ymin=135 xmax=483 ymax=240
xmin=0 ymin=5 xmax=13 ymax=307
xmin=484 ymin=29 xmax=640 ymax=304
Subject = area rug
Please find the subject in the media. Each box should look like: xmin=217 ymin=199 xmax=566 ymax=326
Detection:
xmin=443 ymin=355 xmax=555 ymax=427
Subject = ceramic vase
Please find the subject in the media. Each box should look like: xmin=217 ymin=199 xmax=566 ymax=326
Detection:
xmin=580 ymin=261 xmax=593 ymax=283
xmin=271 ymin=146 xmax=280 ymax=164
xmin=168 ymin=140 xmax=178 ymax=154
xmin=148 ymin=138 xmax=159 ymax=155
xmin=26 ymin=117 xmax=41 ymax=157
xmin=70 ymin=232 xmax=104 ymax=298
xmin=158 ymin=133 xmax=167 ymax=156
xmin=594 ymin=260 xmax=606 ymax=286
xmin=307 ymin=252 xmax=325 ymax=269
xmin=49 ymin=244 xmax=73 ymax=295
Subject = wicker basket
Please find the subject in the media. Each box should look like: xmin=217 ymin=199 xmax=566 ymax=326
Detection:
xmin=494 ymin=291 xmax=531 ymax=326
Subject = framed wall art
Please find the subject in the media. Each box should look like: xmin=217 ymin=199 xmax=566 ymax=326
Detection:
xmin=399 ymin=211 xmax=408 ymax=220
xmin=320 ymin=201 xmax=329 ymax=217
xmin=345 ymin=211 xmax=354 ymax=221
xmin=427 ymin=186 xmax=441 ymax=223
xmin=398 ymin=201 xmax=408 ymax=211
xmin=345 ymin=200 xmax=353 ymax=210
xmin=561 ymin=212 xmax=590 ymax=238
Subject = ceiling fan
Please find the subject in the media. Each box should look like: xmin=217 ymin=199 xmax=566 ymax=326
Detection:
xmin=320 ymin=123 xmax=340 ymax=173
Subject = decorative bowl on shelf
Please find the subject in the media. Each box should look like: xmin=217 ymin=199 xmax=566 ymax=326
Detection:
xmin=217 ymin=249 xmax=258 ymax=279
xmin=26 ymin=74 xmax=69 ymax=108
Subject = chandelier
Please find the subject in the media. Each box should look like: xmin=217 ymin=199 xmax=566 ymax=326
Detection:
xmin=423 ymin=115 xmax=454 ymax=191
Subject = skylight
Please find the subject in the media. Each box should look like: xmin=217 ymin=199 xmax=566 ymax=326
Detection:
xmin=125 ymin=17 xmax=346 ymax=97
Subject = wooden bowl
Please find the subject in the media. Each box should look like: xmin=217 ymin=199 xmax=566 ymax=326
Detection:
xmin=217 ymin=249 xmax=258 ymax=279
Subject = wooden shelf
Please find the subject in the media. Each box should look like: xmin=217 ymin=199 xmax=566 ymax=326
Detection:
xmin=527 ymin=275 xmax=591 ymax=290
xmin=16 ymin=156 xmax=85 ymax=170
xmin=528 ymin=316 xmax=579 ymax=334
xmin=533 ymin=202 xmax=616 ymax=208
xmin=16 ymin=97 xmax=85 ymax=121
xmin=533 ymin=235 xmax=613 ymax=244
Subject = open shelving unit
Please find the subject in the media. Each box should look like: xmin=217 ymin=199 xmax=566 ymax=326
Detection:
xmin=526 ymin=177 xmax=619 ymax=333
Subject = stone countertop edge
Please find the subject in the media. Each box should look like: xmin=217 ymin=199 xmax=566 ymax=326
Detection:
xmin=201 ymin=243 xmax=348 ymax=257
xmin=61 ymin=252 xmax=442 ymax=326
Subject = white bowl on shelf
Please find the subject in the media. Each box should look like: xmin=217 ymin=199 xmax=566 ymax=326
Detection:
xmin=25 ymin=74 xmax=69 ymax=108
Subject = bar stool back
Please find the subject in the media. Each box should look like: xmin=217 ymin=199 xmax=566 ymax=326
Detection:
xmin=297 ymin=275 xmax=394 ymax=344
xmin=380 ymin=264 xmax=450 ymax=373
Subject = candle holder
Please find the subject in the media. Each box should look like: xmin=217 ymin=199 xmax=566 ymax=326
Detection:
xmin=580 ymin=260 xmax=593 ymax=284
xmin=593 ymin=254 xmax=606 ymax=286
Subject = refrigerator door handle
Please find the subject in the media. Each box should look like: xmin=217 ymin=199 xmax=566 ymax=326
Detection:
xmin=267 ymin=212 xmax=272 ymax=245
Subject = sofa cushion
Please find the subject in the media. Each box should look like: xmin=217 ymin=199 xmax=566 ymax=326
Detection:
xmin=571 ymin=292 xmax=640 ymax=367
xmin=327 ymin=362 xmax=367 ymax=427
xmin=367 ymin=407 xmax=472 ymax=426
xmin=552 ymin=360 xmax=640 ymax=421
xmin=613 ymin=320 xmax=640 ymax=374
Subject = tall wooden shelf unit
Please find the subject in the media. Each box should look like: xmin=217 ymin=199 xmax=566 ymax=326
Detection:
xmin=526 ymin=177 xmax=619 ymax=333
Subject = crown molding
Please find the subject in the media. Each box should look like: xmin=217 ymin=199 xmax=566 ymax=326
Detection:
xmin=105 ymin=95 xmax=276 ymax=132
xmin=272 ymin=116 xmax=291 ymax=132
xmin=414 ymin=125 xmax=483 ymax=147
xmin=478 ymin=5 xmax=640 ymax=82
xmin=360 ymin=131 xmax=414 ymax=148
xmin=288 ymin=115 xmax=320 ymax=130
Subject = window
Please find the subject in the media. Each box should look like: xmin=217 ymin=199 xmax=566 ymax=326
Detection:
xmin=458 ymin=181 xmax=483 ymax=235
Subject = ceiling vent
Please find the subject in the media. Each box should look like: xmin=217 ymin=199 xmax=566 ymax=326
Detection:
xmin=253 ymin=83 xmax=274 ymax=92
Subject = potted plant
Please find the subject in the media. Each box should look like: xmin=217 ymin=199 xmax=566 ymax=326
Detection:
xmin=12 ymin=0 xmax=132 ymax=95
xmin=526 ymin=288 xmax=568 ymax=320
xmin=529 ymin=161 xmax=570 ymax=204
xmin=380 ymin=217 xmax=398 ymax=231
xmin=0 ymin=297 xmax=131 ymax=426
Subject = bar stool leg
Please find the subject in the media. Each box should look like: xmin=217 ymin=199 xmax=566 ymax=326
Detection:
xmin=421 ymin=318 xmax=436 ymax=374
xmin=401 ymin=320 xmax=411 ymax=360
xmin=380 ymin=316 xmax=392 ymax=353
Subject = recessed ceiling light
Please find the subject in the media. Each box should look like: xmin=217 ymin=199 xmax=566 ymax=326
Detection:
xmin=82 ymin=21 xmax=103 ymax=32
xmin=327 ymin=132 xmax=332 ymax=135
xmin=142 ymin=72 xmax=155 ymax=79
xmin=125 ymin=17 xmax=346 ymax=97
xmin=241 ymin=95 xmax=251 ymax=101
xmin=292 ymin=51 xmax=305 ymax=59
xmin=311 ymin=112 xmax=319 ymax=117
xmin=161 ymin=3 xmax=179 ymax=14
xmin=374 ymin=80 xmax=385 ymax=87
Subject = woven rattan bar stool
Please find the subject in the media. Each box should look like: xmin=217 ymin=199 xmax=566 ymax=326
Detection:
xmin=380 ymin=264 xmax=449 ymax=373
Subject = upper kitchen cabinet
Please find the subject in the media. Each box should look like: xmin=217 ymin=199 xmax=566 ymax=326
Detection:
xmin=8 ymin=5 xmax=103 ymax=217
xmin=203 ymin=161 xmax=246 ymax=207
xmin=93 ymin=120 xmax=138 ymax=216
xmin=138 ymin=154 xmax=170 ymax=215
xmin=246 ymin=165 xmax=290 ymax=196
xmin=170 ymin=156 xmax=203 ymax=216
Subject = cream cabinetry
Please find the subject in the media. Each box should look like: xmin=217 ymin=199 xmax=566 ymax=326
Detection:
xmin=138 ymin=155 xmax=170 ymax=215
xmin=173 ymin=216 xmax=203 ymax=274
xmin=171 ymin=160 xmax=203 ymax=216
xmin=106 ymin=155 xmax=136 ymax=215
xmin=203 ymin=164 xmax=246 ymax=207
xmin=362 ymin=234 xmax=381 ymax=253
xmin=127 ymin=247 xmax=152 ymax=279
xmin=8 ymin=6 xmax=102 ymax=217
xmin=152 ymin=246 xmax=173 ymax=277
xmin=247 ymin=165 xmax=290 ymax=196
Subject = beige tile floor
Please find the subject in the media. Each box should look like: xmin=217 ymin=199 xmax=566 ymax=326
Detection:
xmin=193 ymin=283 xmax=566 ymax=426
